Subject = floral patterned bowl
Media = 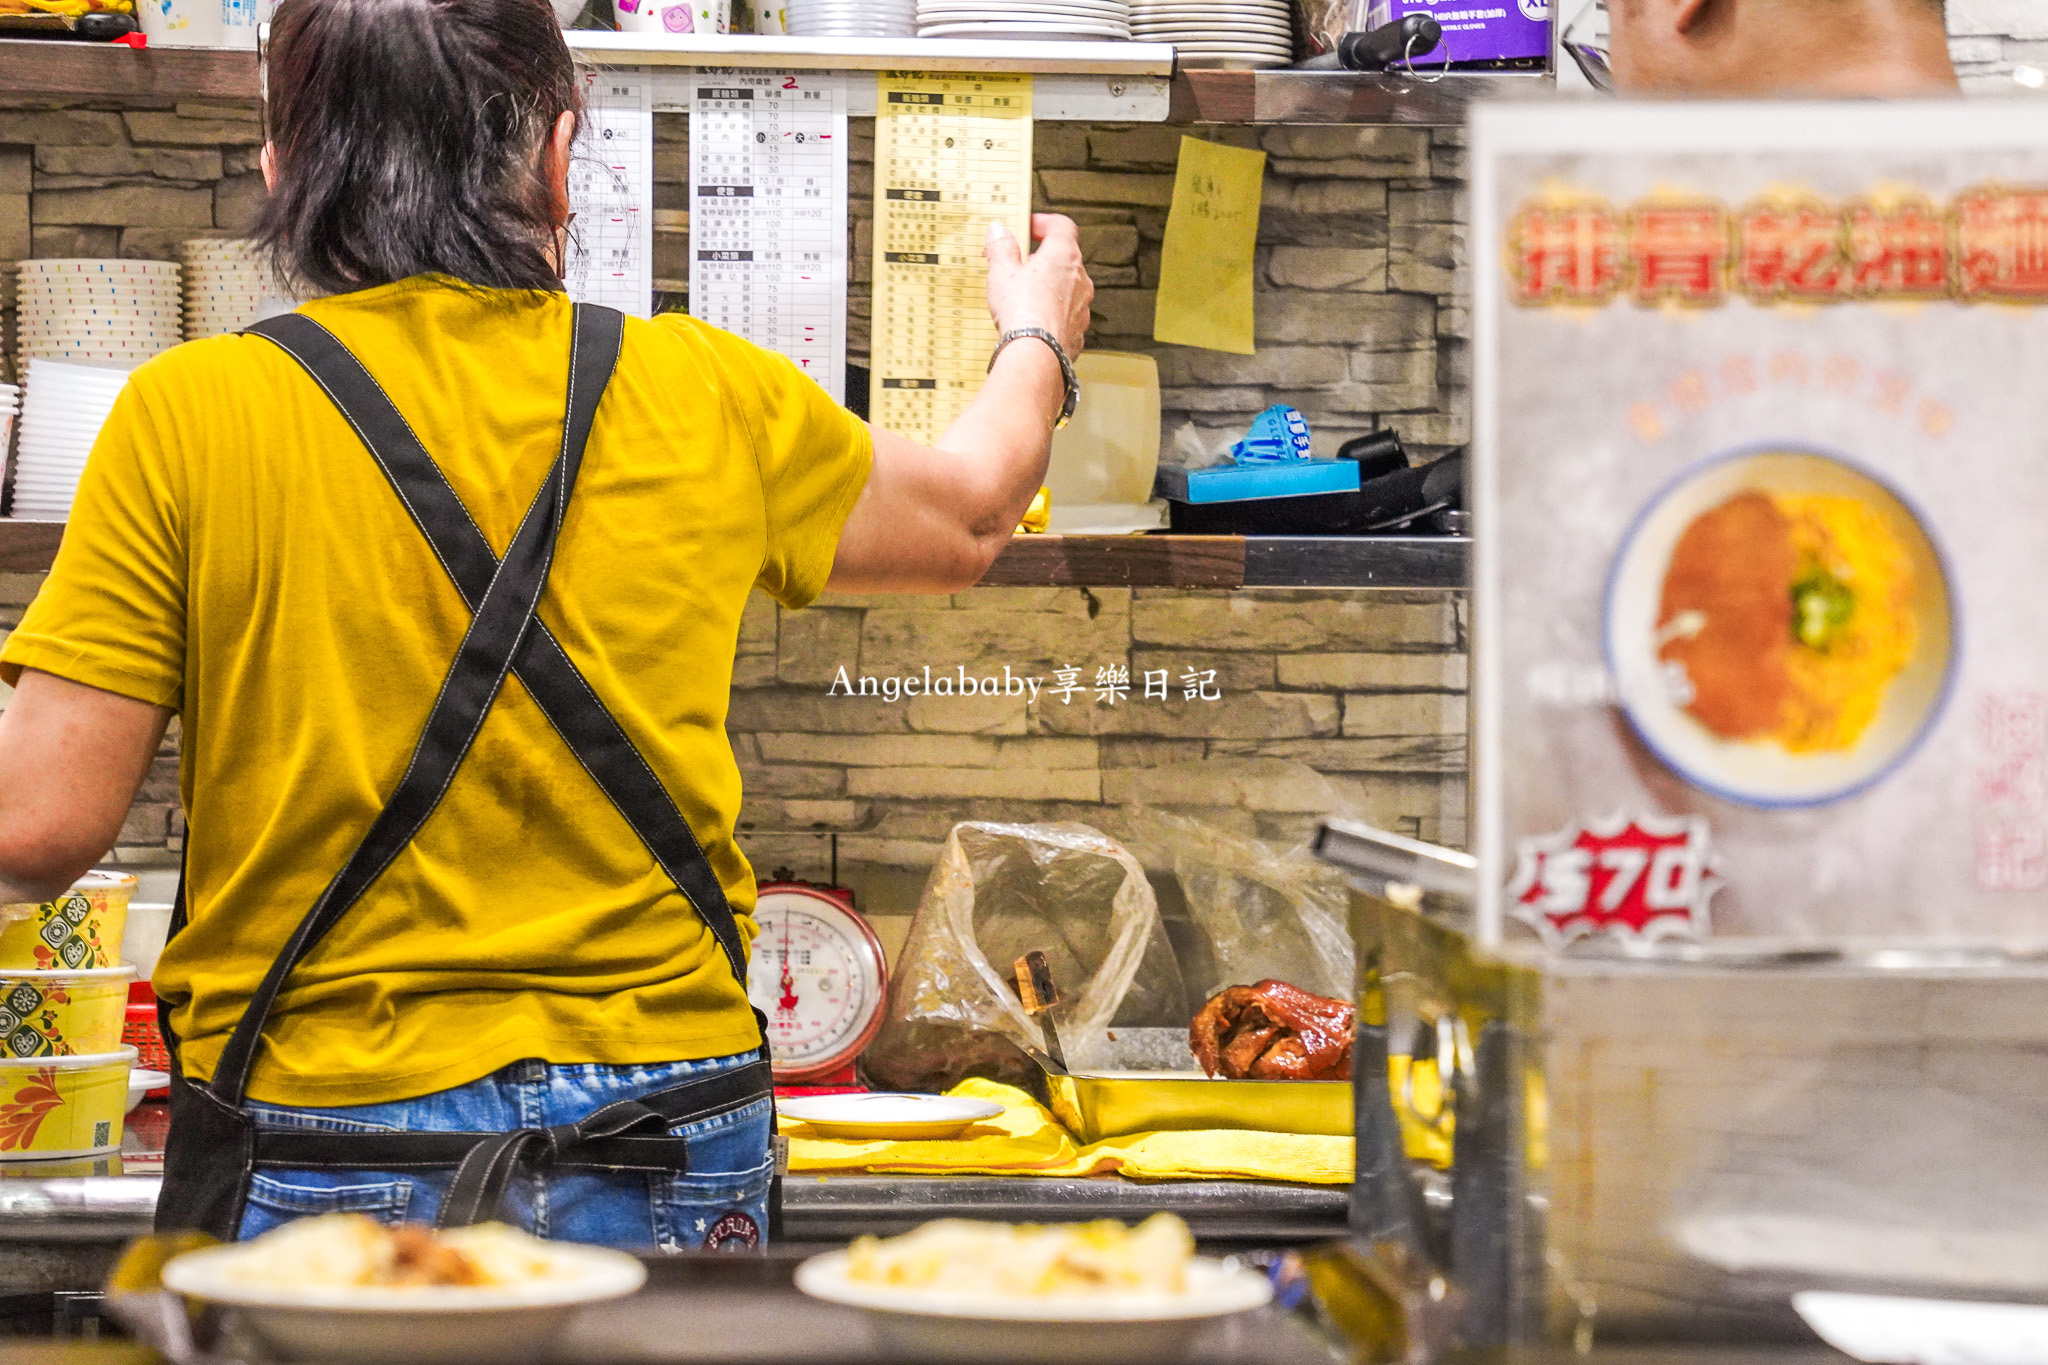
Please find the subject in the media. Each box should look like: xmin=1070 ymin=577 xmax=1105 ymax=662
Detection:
xmin=0 ymin=871 xmax=136 ymax=971
xmin=0 ymin=966 xmax=136 ymax=1058
xmin=0 ymin=1046 xmax=135 ymax=1160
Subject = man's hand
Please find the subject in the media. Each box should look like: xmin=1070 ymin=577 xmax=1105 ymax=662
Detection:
xmin=983 ymin=213 xmax=1093 ymax=359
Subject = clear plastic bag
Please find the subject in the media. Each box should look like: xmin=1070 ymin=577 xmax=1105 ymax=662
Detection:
xmin=859 ymin=822 xmax=1188 ymax=1094
xmin=1142 ymin=809 xmax=1357 ymax=1005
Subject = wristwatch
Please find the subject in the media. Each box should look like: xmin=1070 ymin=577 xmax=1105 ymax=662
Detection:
xmin=989 ymin=326 xmax=1080 ymax=429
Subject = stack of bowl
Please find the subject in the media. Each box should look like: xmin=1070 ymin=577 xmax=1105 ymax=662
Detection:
xmin=783 ymin=0 xmax=914 ymax=35
xmin=182 ymin=238 xmax=272 ymax=340
xmin=0 ymin=871 xmax=140 ymax=1162
xmin=17 ymin=259 xmax=183 ymax=369
xmin=8 ymin=359 xmax=129 ymax=520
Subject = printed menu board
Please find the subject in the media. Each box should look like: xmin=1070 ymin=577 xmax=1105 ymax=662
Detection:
xmin=1471 ymin=101 xmax=2048 ymax=946
xmin=871 ymin=72 xmax=1033 ymax=444
xmin=689 ymin=71 xmax=850 ymax=403
xmin=564 ymin=74 xmax=653 ymax=316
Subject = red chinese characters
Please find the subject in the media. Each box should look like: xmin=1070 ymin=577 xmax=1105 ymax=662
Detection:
xmin=1629 ymin=202 xmax=1728 ymax=304
xmin=1507 ymin=200 xmax=1623 ymax=305
xmin=1508 ymin=184 xmax=2048 ymax=307
xmin=1955 ymin=187 xmax=2048 ymax=299
xmin=1848 ymin=198 xmax=1949 ymax=297
xmin=1507 ymin=814 xmax=1722 ymax=947
xmin=1737 ymin=200 xmax=1845 ymax=299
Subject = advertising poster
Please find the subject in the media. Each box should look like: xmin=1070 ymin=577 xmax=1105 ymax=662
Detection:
xmin=1472 ymin=102 xmax=2048 ymax=945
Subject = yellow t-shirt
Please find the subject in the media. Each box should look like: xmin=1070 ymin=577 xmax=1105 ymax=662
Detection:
xmin=0 ymin=277 xmax=872 ymax=1106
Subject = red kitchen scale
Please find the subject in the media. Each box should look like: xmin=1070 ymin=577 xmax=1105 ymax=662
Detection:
xmin=745 ymin=880 xmax=888 ymax=1096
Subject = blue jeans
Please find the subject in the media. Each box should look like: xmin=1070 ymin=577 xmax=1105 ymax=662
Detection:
xmin=236 ymin=1053 xmax=774 ymax=1253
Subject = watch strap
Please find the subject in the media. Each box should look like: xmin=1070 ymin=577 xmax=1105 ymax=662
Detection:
xmin=989 ymin=326 xmax=1080 ymax=429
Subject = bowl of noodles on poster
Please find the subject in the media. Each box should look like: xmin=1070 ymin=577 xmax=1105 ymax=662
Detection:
xmin=1605 ymin=445 xmax=1957 ymax=808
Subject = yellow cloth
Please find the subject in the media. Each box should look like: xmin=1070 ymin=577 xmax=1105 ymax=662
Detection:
xmin=0 ymin=277 xmax=872 ymax=1106
xmin=786 ymin=1080 xmax=1081 ymax=1175
xmin=785 ymin=1082 xmax=1355 ymax=1186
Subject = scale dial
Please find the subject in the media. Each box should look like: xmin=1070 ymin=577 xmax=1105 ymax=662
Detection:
xmin=746 ymin=883 xmax=889 ymax=1083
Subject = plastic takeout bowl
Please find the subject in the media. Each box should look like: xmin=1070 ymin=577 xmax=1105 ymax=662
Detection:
xmin=0 ymin=872 xmax=134 ymax=971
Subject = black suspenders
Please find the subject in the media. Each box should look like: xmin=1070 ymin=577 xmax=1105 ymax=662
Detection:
xmin=155 ymin=304 xmax=772 ymax=1241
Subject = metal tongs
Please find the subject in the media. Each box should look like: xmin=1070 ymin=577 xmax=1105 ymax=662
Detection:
xmin=1013 ymin=948 xmax=1070 ymax=1077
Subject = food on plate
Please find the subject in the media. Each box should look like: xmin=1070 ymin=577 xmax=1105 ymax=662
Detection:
xmin=845 ymin=1214 xmax=1195 ymax=1297
xmin=213 ymin=1214 xmax=558 ymax=1290
xmin=1657 ymin=487 xmax=1915 ymax=753
xmin=1190 ymin=980 xmax=1355 ymax=1081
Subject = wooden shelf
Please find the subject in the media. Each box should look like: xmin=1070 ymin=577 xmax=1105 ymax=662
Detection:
xmin=0 ymin=520 xmax=1466 ymax=588
xmin=1172 ymin=67 xmax=1550 ymax=124
xmin=990 ymin=533 xmax=1468 ymax=588
xmin=0 ymin=38 xmax=254 ymax=100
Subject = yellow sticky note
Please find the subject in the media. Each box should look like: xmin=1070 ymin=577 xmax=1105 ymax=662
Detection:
xmin=1153 ymin=136 xmax=1266 ymax=355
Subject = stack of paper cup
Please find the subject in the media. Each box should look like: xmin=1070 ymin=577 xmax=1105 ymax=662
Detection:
xmin=182 ymin=239 xmax=271 ymax=339
xmin=615 ymin=0 xmax=726 ymax=30
xmin=18 ymin=260 xmax=183 ymax=371
xmin=10 ymin=360 xmax=129 ymax=520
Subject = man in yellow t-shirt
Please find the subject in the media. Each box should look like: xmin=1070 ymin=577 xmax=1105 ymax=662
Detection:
xmin=0 ymin=0 xmax=1090 ymax=1250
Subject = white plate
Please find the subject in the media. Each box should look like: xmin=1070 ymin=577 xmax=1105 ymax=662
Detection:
xmin=1132 ymin=4 xmax=1287 ymax=13
xmin=126 ymin=1068 xmax=169 ymax=1113
xmin=1140 ymin=37 xmax=1291 ymax=49
xmin=1132 ymin=6 xmax=1288 ymax=15
xmin=1606 ymin=446 xmax=1955 ymax=809
xmin=1136 ymin=26 xmax=1288 ymax=39
xmin=777 ymin=1092 xmax=1005 ymax=1139
xmin=1140 ymin=39 xmax=1291 ymax=52
xmin=922 ymin=0 xmax=1125 ymax=12
xmin=1794 ymin=1292 xmax=2048 ymax=1365
xmin=921 ymin=4 xmax=1126 ymax=16
xmin=919 ymin=19 xmax=1129 ymax=35
xmin=161 ymin=1239 xmax=647 ymax=1365
xmin=795 ymin=1252 xmax=1273 ymax=1365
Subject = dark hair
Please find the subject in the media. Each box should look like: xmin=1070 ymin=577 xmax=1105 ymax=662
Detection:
xmin=255 ymin=0 xmax=581 ymax=297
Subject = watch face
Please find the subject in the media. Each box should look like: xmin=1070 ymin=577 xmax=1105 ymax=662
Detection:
xmin=744 ymin=887 xmax=887 ymax=1080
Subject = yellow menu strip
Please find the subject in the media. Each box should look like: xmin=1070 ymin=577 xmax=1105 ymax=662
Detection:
xmin=871 ymin=71 xmax=1034 ymax=445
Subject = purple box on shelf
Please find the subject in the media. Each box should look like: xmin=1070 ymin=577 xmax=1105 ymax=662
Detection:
xmin=1364 ymin=0 xmax=1550 ymax=65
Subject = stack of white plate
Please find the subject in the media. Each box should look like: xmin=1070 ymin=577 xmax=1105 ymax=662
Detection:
xmin=9 ymin=360 xmax=128 ymax=520
xmin=182 ymin=239 xmax=271 ymax=340
xmin=18 ymin=260 xmax=183 ymax=370
xmin=918 ymin=0 xmax=1131 ymax=39
xmin=783 ymin=0 xmax=913 ymax=35
xmin=1130 ymin=0 xmax=1292 ymax=65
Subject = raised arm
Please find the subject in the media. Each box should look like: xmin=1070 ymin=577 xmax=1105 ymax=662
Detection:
xmin=827 ymin=212 xmax=1094 ymax=594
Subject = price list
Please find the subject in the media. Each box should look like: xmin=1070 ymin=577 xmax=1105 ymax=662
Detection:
xmin=564 ymin=74 xmax=653 ymax=317
xmin=871 ymin=72 xmax=1033 ymax=444
xmin=689 ymin=71 xmax=849 ymax=402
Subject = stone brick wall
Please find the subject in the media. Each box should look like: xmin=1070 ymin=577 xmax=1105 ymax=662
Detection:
xmin=0 ymin=98 xmax=265 ymax=363
xmin=729 ymin=585 xmax=1469 ymax=916
xmin=1947 ymin=0 xmax=2048 ymax=90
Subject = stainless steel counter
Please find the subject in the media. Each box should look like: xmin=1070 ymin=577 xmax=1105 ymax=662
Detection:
xmin=0 ymin=1104 xmax=1348 ymax=1293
